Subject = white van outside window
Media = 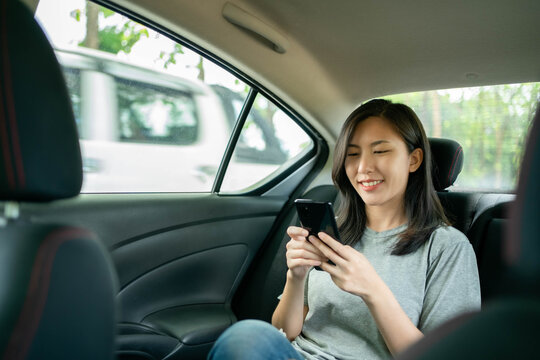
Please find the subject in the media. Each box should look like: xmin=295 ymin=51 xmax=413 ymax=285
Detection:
xmin=37 ymin=0 xmax=314 ymax=193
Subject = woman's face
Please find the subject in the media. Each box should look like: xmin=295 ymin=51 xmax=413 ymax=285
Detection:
xmin=344 ymin=116 xmax=422 ymax=213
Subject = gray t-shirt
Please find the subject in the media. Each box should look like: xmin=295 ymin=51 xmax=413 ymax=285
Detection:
xmin=291 ymin=224 xmax=481 ymax=359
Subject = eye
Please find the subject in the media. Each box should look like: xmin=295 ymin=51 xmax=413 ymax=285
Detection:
xmin=373 ymin=150 xmax=389 ymax=154
xmin=346 ymin=152 xmax=359 ymax=157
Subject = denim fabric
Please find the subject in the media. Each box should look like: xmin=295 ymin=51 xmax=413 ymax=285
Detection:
xmin=208 ymin=320 xmax=304 ymax=360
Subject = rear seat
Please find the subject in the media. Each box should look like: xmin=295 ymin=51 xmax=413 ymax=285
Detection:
xmin=232 ymin=138 xmax=513 ymax=321
xmin=467 ymin=202 xmax=512 ymax=302
xmin=431 ymin=138 xmax=514 ymax=303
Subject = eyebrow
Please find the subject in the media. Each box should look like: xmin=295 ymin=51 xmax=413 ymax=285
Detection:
xmin=347 ymin=140 xmax=390 ymax=147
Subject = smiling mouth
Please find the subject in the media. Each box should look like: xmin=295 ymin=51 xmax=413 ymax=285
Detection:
xmin=361 ymin=180 xmax=383 ymax=187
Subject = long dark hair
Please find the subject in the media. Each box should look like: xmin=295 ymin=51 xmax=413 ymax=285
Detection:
xmin=332 ymin=99 xmax=449 ymax=255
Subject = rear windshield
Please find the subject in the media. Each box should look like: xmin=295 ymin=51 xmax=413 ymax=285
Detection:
xmin=384 ymin=83 xmax=540 ymax=192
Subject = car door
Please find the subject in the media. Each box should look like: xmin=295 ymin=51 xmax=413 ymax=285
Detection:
xmin=30 ymin=1 xmax=328 ymax=359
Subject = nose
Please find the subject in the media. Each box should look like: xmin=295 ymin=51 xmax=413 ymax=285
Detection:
xmin=357 ymin=153 xmax=374 ymax=174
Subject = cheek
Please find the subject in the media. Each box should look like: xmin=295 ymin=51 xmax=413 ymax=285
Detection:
xmin=344 ymin=162 xmax=356 ymax=181
xmin=394 ymin=159 xmax=413 ymax=184
xmin=384 ymin=156 xmax=410 ymax=183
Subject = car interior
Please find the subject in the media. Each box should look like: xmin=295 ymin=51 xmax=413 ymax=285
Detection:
xmin=1 ymin=0 xmax=539 ymax=359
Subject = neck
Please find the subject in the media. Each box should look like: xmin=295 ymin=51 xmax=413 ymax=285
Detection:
xmin=365 ymin=202 xmax=407 ymax=232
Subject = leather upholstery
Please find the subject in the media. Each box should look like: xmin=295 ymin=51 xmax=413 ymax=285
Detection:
xmin=0 ymin=225 xmax=117 ymax=360
xmin=429 ymin=137 xmax=463 ymax=191
xmin=0 ymin=0 xmax=117 ymax=359
xmin=467 ymin=202 xmax=511 ymax=302
xmin=0 ymin=0 xmax=82 ymax=202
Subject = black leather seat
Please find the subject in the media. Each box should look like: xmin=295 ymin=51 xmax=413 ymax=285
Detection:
xmin=467 ymin=202 xmax=511 ymax=302
xmin=429 ymin=138 xmax=470 ymax=232
xmin=0 ymin=0 xmax=117 ymax=359
xmin=398 ymin=104 xmax=540 ymax=359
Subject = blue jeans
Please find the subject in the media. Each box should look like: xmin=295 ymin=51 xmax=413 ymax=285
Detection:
xmin=208 ymin=320 xmax=304 ymax=360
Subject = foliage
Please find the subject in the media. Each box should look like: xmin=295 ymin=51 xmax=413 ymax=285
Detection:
xmin=73 ymin=2 xmax=149 ymax=55
xmin=384 ymin=83 xmax=540 ymax=191
xmin=95 ymin=22 xmax=149 ymax=55
xmin=159 ymin=44 xmax=185 ymax=69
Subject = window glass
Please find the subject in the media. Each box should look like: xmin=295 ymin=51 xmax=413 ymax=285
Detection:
xmin=115 ymin=78 xmax=199 ymax=145
xmin=383 ymin=83 xmax=540 ymax=191
xmin=36 ymin=0 xmax=249 ymax=192
xmin=62 ymin=67 xmax=82 ymax=130
xmin=221 ymin=94 xmax=314 ymax=192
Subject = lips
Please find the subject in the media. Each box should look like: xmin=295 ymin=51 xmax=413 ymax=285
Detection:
xmin=359 ymin=179 xmax=383 ymax=191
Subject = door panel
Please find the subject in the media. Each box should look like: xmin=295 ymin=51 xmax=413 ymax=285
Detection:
xmin=117 ymin=242 xmax=258 ymax=322
xmin=23 ymin=193 xmax=288 ymax=359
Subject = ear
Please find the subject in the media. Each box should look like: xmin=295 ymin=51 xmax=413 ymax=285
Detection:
xmin=409 ymin=148 xmax=423 ymax=173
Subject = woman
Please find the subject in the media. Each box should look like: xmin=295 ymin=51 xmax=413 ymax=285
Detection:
xmin=209 ymin=99 xmax=481 ymax=359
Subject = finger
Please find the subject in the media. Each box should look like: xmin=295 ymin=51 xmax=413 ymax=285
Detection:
xmin=288 ymin=258 xmax=322 ymax=269
xmin=319 ymin=259 xmax=339 ymax=276
xmin=287 ymin=226 xmax=309 ymax=238
xmin=308 ymin=235 xmax=346 ymax=266
xmin=287 ymin=248 xmax=327 ymax=262
xmin=291 ymin=238 xmax=328 ymax=258
xmin=317 ymin=232 xmax=350 ymax=260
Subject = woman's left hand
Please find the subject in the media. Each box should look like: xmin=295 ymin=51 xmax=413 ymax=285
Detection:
xmin=308 ymin=232 xmax=384 ymax=302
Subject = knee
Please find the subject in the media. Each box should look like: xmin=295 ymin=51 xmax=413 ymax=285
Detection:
xmin=208 ymin=320 xmax=281 ymax=359
xmin=214 ymin=319 xmax=277 ymax=344
xmin=225 ymin=320 xmax=275 ymax=338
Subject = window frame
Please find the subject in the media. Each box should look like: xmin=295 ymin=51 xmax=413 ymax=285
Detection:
xmin=91 ymin=0 xmax=326 ymax=195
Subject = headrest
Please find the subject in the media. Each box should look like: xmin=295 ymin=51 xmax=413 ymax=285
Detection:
xmin=0 ymin=0 xmax=82 ymax=202
xmin=429 ymin=137 xmax=464 ymax=191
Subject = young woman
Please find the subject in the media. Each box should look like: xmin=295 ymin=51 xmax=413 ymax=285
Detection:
xmin=208 ymin=99 xmax=481 ymax=360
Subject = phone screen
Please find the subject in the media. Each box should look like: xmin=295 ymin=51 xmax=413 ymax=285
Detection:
xmin=294 ymin=199 xmax=341 ymax=242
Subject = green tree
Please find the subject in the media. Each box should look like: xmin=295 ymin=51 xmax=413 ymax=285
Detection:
xmin=384 ymin=83 xmax=539 ymax=190
xmin=73 ymin=2 xmax=206 ymax=81
xmin=73 ymin=2 xmax=148 ymax=55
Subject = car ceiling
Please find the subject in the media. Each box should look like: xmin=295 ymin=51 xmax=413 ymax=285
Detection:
xmin=72 ymin=0 xmax=540 ymax=137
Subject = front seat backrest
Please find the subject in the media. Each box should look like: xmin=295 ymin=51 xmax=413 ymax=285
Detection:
xmin=0 ymin=0 xmax=117 ymax=359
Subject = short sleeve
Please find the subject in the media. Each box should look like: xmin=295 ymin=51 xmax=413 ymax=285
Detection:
xmin=418 ymin=228 xmax=481 ymax=333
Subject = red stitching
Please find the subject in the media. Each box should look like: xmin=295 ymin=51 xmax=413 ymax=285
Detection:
xmin=2 ymin=228 xmax=93 ymax=360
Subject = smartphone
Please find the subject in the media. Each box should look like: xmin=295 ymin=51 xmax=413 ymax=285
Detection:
xmin=295 ymin=198 xmax=341 ymax=239
xmin=294 ymin=199 xmax=340 ymax=269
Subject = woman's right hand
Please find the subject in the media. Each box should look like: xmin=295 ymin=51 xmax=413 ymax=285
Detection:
xmin=286 ymin=226 xmax=328 ymax=280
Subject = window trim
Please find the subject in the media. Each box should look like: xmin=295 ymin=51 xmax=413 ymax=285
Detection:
xmin=212 ymin=88 xmax=258 ymax=192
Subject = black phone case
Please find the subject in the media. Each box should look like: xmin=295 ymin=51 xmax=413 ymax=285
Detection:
xmin=294 ymin=199 xmax=340 ymax=270
xmin=294 ymin=199 xmax=340 ymax=241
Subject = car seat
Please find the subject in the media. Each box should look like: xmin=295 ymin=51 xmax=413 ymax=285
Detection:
xmin=0 ymin=0 xmax=117 ymax=359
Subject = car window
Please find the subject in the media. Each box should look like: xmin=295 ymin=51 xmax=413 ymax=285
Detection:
xmin=36 ymin=0 xmax=252 ymax=192
xmin=383 ymin=83 xmax=540 ymax=192
xmin=36 ymin=0 xmax=315 ymax=194
xmin=115 ymin=77 xmax=199 ymax=145
xmin=220 ymin=93 xmax=314 ymax=192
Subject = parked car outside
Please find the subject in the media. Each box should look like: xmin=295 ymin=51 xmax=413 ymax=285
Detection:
xmin=55 ymin=46 xmax=311 ymax=193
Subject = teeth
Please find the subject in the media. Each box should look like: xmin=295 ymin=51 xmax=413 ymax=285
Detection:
xmin=362 ymin=180 xmax=382 ymax=187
